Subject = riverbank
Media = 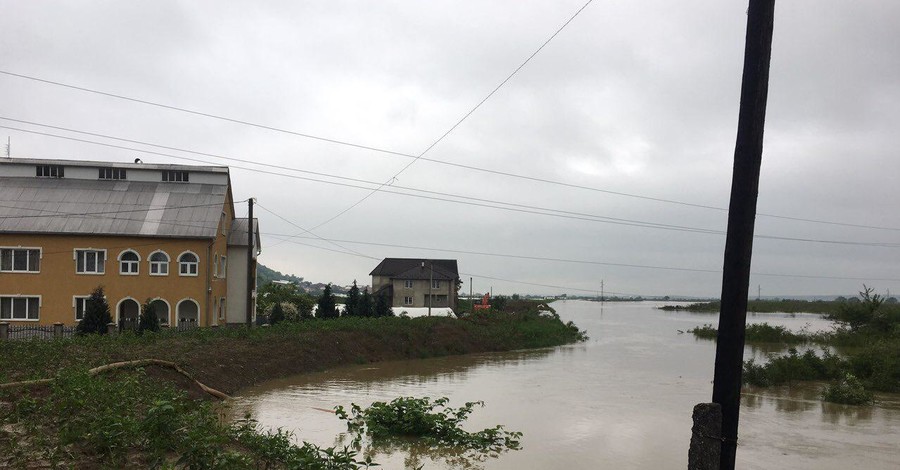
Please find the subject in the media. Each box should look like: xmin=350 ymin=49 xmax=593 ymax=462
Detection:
xmin=0 ymin=309 xmax=585 ymax=468
xmin=661 ymin=299 xmax=844 ymax=314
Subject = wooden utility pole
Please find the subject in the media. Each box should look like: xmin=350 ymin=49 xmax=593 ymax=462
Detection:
xmin=246 ymin=197 xmax=255 ymax=327
xmin=712 ymin=2 xmax=776 ymax=470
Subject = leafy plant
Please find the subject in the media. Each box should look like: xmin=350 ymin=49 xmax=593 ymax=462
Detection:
xmin=137 ymin=299 xmax=160 ymax=334
xmin=335 ymin=396 xmax=521 ymax=454
xmin=76 ymin=286 xmax=113 ymax=335
xmin=821 ymin=373 xmax=874 ymax=405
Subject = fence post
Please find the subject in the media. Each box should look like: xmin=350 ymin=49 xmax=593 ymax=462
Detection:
xmin=106 ymin=322 xmax=117 ymax=335
xmin=53 ymin=322 xmax=64 ymax=338
xmin=0 ymin=322 xmax=8 ymax=341
xmin=688 ymin=403 xmax=722 ymax=470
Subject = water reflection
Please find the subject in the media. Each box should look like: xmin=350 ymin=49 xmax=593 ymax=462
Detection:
xmin=233 ymin=301 xmax=900 ymax=470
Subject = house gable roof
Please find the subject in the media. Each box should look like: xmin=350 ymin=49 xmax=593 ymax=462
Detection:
xmin=369 ymin=258 xmax=459 ymax=280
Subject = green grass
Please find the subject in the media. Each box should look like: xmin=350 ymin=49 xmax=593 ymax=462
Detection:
xmin=689 ymin=323 xmax=816 ymax=344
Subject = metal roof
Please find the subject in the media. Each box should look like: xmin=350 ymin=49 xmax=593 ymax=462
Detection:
xmin=0 ymin=157 xmax=229 ymax=173
xmin=0 ymin=177 xmax=227 ymax=238
xmin=369 ymin=258 xmax=459 ymax=279
xmin=227 ymin=217 xmax=261 ymax=249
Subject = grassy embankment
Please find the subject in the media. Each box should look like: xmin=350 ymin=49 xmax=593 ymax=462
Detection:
xmin=660 ymin=299 xmax=844 ymax=314
xmin=679 ymin=292 xmax=899 ymax=405
xmin=0 ymin=302 xmax=584 ymax=468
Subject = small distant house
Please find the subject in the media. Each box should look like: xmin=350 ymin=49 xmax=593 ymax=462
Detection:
xmin=370 ymin=258 xmax=459 ymax=311
xmin=0 ymin=157 xmax=260 ymax=327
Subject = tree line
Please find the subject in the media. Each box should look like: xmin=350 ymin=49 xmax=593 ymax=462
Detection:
xmin=265 ymin=280 xmax=393 ymax=325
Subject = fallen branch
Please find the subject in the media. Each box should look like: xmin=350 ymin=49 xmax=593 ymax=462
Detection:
xmin=0 ymin=359 xmax=230 ymax=400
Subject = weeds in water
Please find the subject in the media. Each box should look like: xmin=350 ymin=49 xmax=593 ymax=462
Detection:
xmin=335 ymin=396 xmax=522 ymax=455
xmin=690 ymin=323 xmax=814 ymax=344
xmin=821 ymin=373 xmax=874 ymax=405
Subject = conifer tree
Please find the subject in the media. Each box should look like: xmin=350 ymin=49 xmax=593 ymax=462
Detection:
xmin=137 ymin=299 xmax=160 ymax=334
xmin=359 ymin=288 xmax=374 ymax=317
xmin=270 ymin=302 xmax=286 ymax=325
xmin=76 ymin=286 xmax=113 ymax=335
xmin=374 ymin=291 xmax=394 ymax=317
xmin=317 ymin=283 xmax=338 ymax=319
xmin=345 ymin=280 xmax=361 ymax=317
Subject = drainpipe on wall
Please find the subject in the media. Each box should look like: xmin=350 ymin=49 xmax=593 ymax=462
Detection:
xmin=206 ymin=239 xmax=215 ymax=326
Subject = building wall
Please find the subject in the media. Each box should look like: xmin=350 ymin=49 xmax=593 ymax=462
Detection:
xmin=0 ymin=232 xmax=224 ymax=326
xmin=225 ymin=246 xmax=257 ymax=324
xmin=390 ymin=278 xmax=456 ymax=308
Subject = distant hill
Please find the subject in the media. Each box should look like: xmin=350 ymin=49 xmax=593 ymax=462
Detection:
xmin=257 ymin=263 xmax=304 ymax=287
xmin=257 ymin=263 xmax=350 ymax=295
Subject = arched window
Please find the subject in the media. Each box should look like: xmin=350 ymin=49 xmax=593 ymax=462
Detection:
xmin=176 ymin=299 xmax=199 ymax=325
xmin=149 ymin=298 xmax=170 ymax=325
xmin=118 ymin=250 xmax=140 ymax=275
xmin=149 ymin=251 xmax=170 ymax=276
xmin=178 ymin=252 xmax=199 ymax=276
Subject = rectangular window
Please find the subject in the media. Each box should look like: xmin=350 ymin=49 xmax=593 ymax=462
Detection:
xmin=404 ymin=280 xmax=414 ymax=288
xmin=0 ymin=248 xmax=41 ymax=272
xmin=162 ymin=170 xmax=189 ymax=182
xmin=0 ymin=296 xmax=40 ymax=321
xmin=403 ymin=296 xmax=413 ymax=305
xmin=218 ymin=297 xmax=226 ymax=320
xmin=432 ymin=280 xmax=441 ymax=289
xmin=36 ymin=165 xmax=64 ymax=178
xmin=98 ymin=167 xmax=126 ymax=180
xmin=74 ymin=296 xmax=90 ymax=321
xmin=219 ymin=256 xmax=227 ymax=279
xmin=75 ymin=249 xmax=106 ymax=274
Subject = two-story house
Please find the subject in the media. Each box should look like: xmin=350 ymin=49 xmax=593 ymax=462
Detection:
xmin=370 ymin=258 xmax=459 ymax=312
xmin=0 ymin=157 xmax=260 ymax=327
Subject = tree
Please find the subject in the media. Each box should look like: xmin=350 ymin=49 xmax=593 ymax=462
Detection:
xmin=491 ymin=295 xmax=508 ymax=312
xmin=137 ymin=299 xmax=160 ymax=334
xmin=76 ymin=286 xmax=113 ymax=335
xmin=374 ymin=292 xmax=393 ymax=317
xmin=829 ymin=286 xmax=884 ymax=332
xmin=359 ymin=288 xmax=374 ymax=317
xmin=344 ymin=281 xmax=361 ymax=317
xmin=269 ymin=302 xmax=285 ymax=325
xmin=317 ymin=283 xmax=338 ymax=319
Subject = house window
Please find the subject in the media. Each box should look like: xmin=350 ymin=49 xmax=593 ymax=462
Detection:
xmin=0 ymin=296 xmax=40 ymax=321
xmin=178 ymin=252 xmax=198 ymax=276
xmin=36 ymin=165 xmax=64 ymax=178
xmin=218 ymin=297 xmax=226 ymax=320
xmin=162 ymin=170 xmax=189 ymax=182
xmin=74 ymin=296 xmax=90 ymax=321
xmin=98 ymin=167 xmax=126 ymax=180
xmin=149 ymin=251 xmax=169 ymax=275
xmin=118 ymin=250 xmax=140 ymax=275
xmin=219 ymin=256 xmax=227 ymax=279
xmin=432 ymin=280 xmax=441 ymax=289
xmin=75 ymin=249 xmax=106 ymax=274
xmin=403 ymin=296 xmax=413 ymax=305
xmin=0 ymin=248 xmax=41 ymax=273
xmin=404 ymin=280 xmax=414 ymax=288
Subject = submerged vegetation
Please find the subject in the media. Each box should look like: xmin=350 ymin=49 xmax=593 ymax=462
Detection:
xmin=662 ymin=298 xmax=850 ymax=315
xmin=336 ymin=396 xmax=521 ymax=454
xmin=688 ymin=287 xmax=900 ymax=404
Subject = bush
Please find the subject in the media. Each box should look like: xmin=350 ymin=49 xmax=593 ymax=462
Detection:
xmin=76 ymin=286 xmax=113 ymax=335
xmin=137 ymin=299 xmax=160 ymax=334
xmin=822 ymin=373 xmax=874 ymax=405
xmin=742 ymin=348 xmax=844 ymax=387
xmin=269 ymin=303 xmax=285 ymax=325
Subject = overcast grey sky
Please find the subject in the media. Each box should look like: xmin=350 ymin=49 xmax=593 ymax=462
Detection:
xmin=2 ymin=1 xmax=898 ymax=298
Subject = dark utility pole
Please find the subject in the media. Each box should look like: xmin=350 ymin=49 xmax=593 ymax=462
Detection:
xmin=246 ymin=197 xmax=255 ymax=327
xmin=712 ymin=2 xmax=776 ymax=470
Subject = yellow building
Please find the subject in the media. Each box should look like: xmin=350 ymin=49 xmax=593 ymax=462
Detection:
xmin=0 ymin=157 xmax=260 ymax=327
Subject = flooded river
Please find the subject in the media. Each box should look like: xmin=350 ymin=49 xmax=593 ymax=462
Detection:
xmin=231 ymin=300 xmax=900 ymax=469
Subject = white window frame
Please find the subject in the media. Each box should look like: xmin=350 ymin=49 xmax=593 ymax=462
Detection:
xmin=74 ymin=248 xmax=107 ymax=275
xmin=0 ymin=295 xmax=41 ymax=322
xmin=404 ymin=279 xmax=414 ymax=289
xmin=73 ymin=295 xmax=90 ymax=321
xmin=117 ymin=249 xmax=140 ymax=275
xmin=0 ymin=247 xmax=42 ymax=273
xmin=148 ymin=298 xmax=171 ymax=326
xmin=178 ymin=251 xmax=199 ymax=277
xmin=432 ymin=280 xmax=441 ymax=289
xmin=98 ymin=167 xmax=126 ymax=180
xmin=148 ymin=250 xmax=170 ymax=276
xmin=403 ymin=296 xmax=413 ymax=305
xmin=219 ymin=255 xmax=227 ymax=279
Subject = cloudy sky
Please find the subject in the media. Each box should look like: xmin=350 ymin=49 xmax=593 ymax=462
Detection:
xmin=2 ymin=1 xmax=898 ymax=298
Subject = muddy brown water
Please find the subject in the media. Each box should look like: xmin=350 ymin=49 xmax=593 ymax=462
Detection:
xmin=231 ymin=300 xmax=900 ymax=469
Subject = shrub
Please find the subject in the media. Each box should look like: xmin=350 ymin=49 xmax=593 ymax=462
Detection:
xmin=269 ymin=303 xmax=285 ymax=325
xmin=76 ymin=286 xmax=113 ymax=335
xmin=137 ymin=299 xmax=160 ymax=334
xmin=822 ymin=373 xmax=874 ymax=405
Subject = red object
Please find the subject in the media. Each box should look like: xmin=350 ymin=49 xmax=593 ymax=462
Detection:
xmin=473 ymin=293 xmax=491 ymax=310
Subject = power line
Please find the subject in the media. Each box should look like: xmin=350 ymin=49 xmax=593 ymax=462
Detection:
xmin=253 ymin=202 xmax=372 ymax=259
xmin=262 ymin=232 xmax=900 ymax=282
xmin=4 ymin=124 xmax=900 ymax=249
xmin=0 ymin=200 xmax=240 ymax=220
xmin=308 ymin=0 xmax=596 ymax=230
